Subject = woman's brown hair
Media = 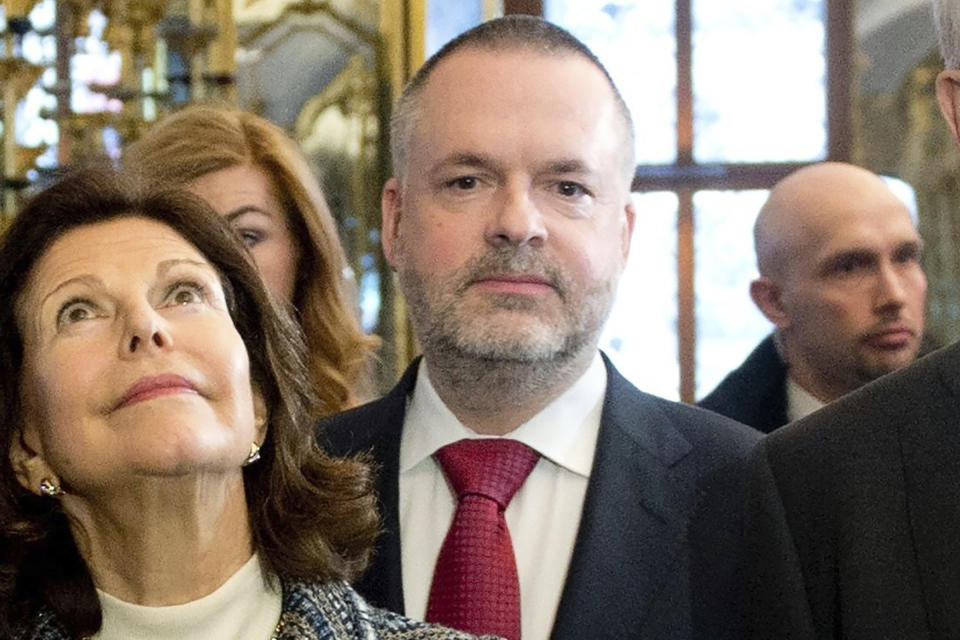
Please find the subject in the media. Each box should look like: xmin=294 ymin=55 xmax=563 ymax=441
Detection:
xmin=0 ymin=169 xmax=379 ymax=637
xmin=125 ymin=104 xmax=378 ymax=416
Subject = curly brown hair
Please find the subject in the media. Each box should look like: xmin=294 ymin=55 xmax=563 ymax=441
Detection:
xmin=125 ymin=104 xmax=379 ymax=416
xmin=0 ymin=169 xmax=379 ymax=637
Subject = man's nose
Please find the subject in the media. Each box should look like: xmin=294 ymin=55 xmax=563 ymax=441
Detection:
xmin=874 ymin=262 xmax=908 ymax=311
xmin=485 ymin=183 xmax=548 ymax=248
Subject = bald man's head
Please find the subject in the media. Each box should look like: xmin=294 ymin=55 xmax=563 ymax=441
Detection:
xmin=749 ymin=162 xmax=927 ymax=402
xmin=754 ymin=163 xmax=911 ymax=280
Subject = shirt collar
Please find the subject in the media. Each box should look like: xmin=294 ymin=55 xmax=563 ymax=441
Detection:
xmin=786 ymin=376 xmax=826 ymax=422
xmin=400 ymin=352 xmax=607 ymax=478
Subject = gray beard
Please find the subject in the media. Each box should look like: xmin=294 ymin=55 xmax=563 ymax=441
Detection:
xmin=420 ymin=323 xmax=596 ymax=412
xmin=398 ymin=246 xmax=615 ymax=411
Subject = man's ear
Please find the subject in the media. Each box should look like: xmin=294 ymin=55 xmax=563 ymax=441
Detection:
xmin=936 ymin=70 xmax=960 ymax=147
xmin=750 ymin=276 xmax=790 ymax=329
xmin=620 ymin=199 xmax=636 ymax=262
xmin=9 ymin=428 xmax=56 ymax=495
xmin=381 ymin=178 xmax=403 ymax=269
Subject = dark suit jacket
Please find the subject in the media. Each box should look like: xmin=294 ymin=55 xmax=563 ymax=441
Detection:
xmin=744 ymin=341 xmax=960 ymax=639
xmin=698 ymin=334 xmax=789 ymax=433
xmin=322 ymin=353 xmax=760 ymax=640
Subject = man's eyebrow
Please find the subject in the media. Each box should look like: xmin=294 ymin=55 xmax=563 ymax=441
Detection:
xmin=429 ymin=154 xmax=593 ymax=177
xmin=541 ymin=159 xmax=590 ymax=174
xmin=829 ymin=247 xmax=875 ymax=258
xmin=430 ymin=152 xmax=498 ymax=174
xmin=817 ymin=248 xmax=877 ymax=271
xmin=895 ymin=238 xmax=923 ymax=252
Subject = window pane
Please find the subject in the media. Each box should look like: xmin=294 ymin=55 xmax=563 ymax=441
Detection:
xmin=546 ymin=0 xmax=676 ymax=165
xmin=694 ymin=190 xmax=772 ymax=399
xmin=692 ymin=0 xmax=827 ymax=163
xmin=602 ymin=192 xmax=679 ymax=400
xmin=10 ymin=0 xmax=57 ymax=169
xmin=427 ymin=0 xmax=484 ymax=58
xmin=72 ymin=9 xmax=122 ymax=114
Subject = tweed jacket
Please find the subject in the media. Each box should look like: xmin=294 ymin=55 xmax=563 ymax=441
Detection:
xmin=15 ymin=578 xmax=496 ymax=640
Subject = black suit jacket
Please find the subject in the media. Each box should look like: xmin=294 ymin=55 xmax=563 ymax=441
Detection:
xmin=698 ymin=334 xmax=789 ymax=433
xmin=744 ymin=341 xmax=960 ymax=639
xmin=322 ymin=354 xmax=760 ymax=639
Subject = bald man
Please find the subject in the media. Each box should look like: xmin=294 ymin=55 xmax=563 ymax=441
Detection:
xmin=699 ymin=162 xmax=927 ymax=433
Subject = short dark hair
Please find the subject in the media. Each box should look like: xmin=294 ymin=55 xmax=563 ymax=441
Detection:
xmin=0 ymin=169 xmax=378 ymax=637
xmin=390 ymin=15 xmax=635 ymax=180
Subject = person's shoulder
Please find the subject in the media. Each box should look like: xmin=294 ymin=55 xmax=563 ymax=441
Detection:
xmin=320 ymin=358 xmax=422 ymax=457
xmin=281 ymin=578 xmax=496 ymax=639
xmin=364 ymin=605 xmax=500 ymax=639
xmin=4 ymin=603 xmax=70 ymax=640
xmin=697 ymin=335 xmax=789 ymax=431
xmin=320 ymin=393 xmax=397 ymax=431
xmin=700 ymin=335 xmax=785 ymax=406
xmin=317 ymin=394 xmax=398 ymax=457
xmin=604 ymin=356 xmax=761 ymax=457
xmin=653 ymin=391 xmax=760 ymax=447
xmin=763 ymin=340 xmax=960 ymax=467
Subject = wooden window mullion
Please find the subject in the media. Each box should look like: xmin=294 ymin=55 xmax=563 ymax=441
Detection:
xmin=676 ymin=0 xmax=696 ymax=403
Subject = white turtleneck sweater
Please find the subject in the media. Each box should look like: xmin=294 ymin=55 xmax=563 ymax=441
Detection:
xmin=93 ymin=554 xmax=282 ymax=640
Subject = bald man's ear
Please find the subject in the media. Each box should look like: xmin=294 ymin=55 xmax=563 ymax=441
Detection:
xmin=381 ymin=178 xmax=403 ymax=270
xmin=937 ymin=70 xmax=960 ymax=147
xmin=620 ymin=200 xmax=635 ymax=262
xmin=750 ymin=277 xmax=791 ymax=329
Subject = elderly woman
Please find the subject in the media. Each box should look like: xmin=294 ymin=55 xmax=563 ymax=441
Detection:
xmin=125 ymin=105 xmax=378 ymax=416
xmin=0 ymin=170 xmax=489 ymax=640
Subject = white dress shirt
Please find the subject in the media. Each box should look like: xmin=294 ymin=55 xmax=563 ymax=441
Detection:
xmin=786 ymin=377 xmax=826 ymax=422
xmin=399 ymin=352 xmax=607 ymax=640
xmin=94 ymin=554 xmax=281 ymax=640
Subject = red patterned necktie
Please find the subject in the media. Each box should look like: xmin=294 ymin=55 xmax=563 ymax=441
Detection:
xmin=425 ymin=438 xmax=540 ymax=640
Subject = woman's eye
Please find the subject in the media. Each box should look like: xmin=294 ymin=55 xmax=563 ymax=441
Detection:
xmin=166 ymin=281 xmax=207 ymax=306
xmin=236 ymin=228 xmax=263 ymax=248
xmin=56 ymin=300 xmax=95 ymax=327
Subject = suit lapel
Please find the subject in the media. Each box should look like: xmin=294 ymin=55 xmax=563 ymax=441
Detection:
xmin=551 ymin=358 xmax=696 ymax=638
xmin=900 ymin=346 xmax=960 ymax=634
xmin=353 ymin=360 xmax=422 ymax=614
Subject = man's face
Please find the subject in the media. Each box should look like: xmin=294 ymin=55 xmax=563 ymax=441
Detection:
xmin=382 ymin=48 xmax=634 ymax=364
xmin=778 ymin=202 xmax=927 ymax=397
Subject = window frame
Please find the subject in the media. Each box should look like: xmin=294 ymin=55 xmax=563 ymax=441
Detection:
xmin=508 ymin=0 xmax=853 ymax=402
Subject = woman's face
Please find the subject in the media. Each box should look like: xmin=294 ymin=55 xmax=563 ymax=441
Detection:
xmin=190 ymin=164 xmax=301 ymax=304
xmin=14 ymin=217 xmax=265 ymax=494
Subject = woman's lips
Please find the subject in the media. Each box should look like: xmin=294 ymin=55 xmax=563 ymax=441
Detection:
xmin=116 ymin=375 xmax=199 ymax=409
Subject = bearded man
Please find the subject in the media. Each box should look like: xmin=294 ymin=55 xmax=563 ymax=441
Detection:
xmin=323 ymin=15 xmax=759 ymax=640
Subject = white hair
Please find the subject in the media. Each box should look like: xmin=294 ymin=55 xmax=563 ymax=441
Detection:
xmin=934 ymin=0 xmax=960 ymax=69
